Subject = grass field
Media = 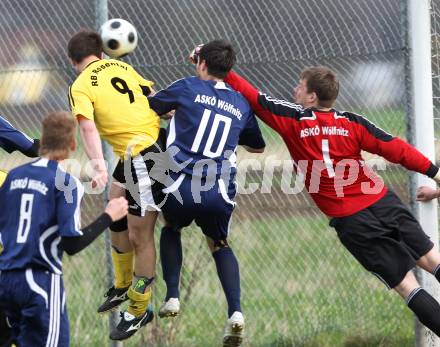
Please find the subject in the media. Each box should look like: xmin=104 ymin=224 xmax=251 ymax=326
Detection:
xmin=64 ymin=211 xmax=414 ymax=347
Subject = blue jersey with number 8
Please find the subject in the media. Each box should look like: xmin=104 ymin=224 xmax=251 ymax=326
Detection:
xmin=0 ymin=158 xmax=83 ymax=274
xmin=149 ymin=77 xmax=265 ymax=178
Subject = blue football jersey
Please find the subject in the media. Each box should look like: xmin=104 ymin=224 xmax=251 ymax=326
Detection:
xmin=149 ymin=77 xmax=265 ymax=177
xmin=0 ymin=115 xmax=35 ymax=154
xmin=0 ymin=158 xmax=83 ymax=274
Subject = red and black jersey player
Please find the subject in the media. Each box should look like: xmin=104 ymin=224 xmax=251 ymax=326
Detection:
xmin=225 ymin=66 xmax=440 ymax=336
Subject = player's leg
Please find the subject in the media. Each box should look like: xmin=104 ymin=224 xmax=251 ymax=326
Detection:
xmin=397 ymin=211 xmax=440 ymax=280
xmin=110 ymin=147 xmax=163 ymax=340
xmin=127 ymin=211 xmax=157 ymax=311
xmin=197 ymin=180 xmax=243 ymax=347
xmin=109 ymin=211 xmax=156 ymax=341
xmin=97 ymin=167 xmax=133 ymax=314
xmin=206 ymin=236 xmax=244 ymax=347
xmin=377 ymin=190 xmax=440 ymax=295
xmin=158 ymin=175 xmax=194 ymax=318
xmin=22 ymin=273 xmax=69 ymax=346
xmin=0 ymin=271 xmax=23 ymax=347
xmin=8 ymin=270 xmax=69 ymax=347
xmin=205 ymin=237 xmax=242 ymax=318
xmin=331 ymin=194 xmax=440 ymax=337
xmin=394 ymin=270 xmax=440 ymax=336
xmin=417 ymin=247 xmax=440 ymax=281
xmin=159 ymin=224 xmax=183 ymax=318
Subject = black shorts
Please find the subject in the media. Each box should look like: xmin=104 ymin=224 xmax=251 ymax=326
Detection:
xmin=329 ymin=190 xmax=433 ymax=289
xmin=112 ymin=130 xmax=166 ymax=217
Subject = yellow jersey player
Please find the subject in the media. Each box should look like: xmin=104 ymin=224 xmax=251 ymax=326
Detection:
xmin=67 ymin=30 xmax=164 ymax=341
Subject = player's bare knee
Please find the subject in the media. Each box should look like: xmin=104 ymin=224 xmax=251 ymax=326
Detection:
xmin=394 ymin=271 xmax=420 ymax=299
xmin=128 ymin=227 xmax=154 ymax=249
xmin=417 ymin=247 xmax=440 ymax=273
xmin=128 ymin=231 xmax=143 ymax=250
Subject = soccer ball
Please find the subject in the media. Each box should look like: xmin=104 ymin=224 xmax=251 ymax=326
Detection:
xmin=100 ymin=18 xmax=138 ymax=58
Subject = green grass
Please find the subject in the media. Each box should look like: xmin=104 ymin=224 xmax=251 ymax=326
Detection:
xmin=63 ymin=212 xmax=414 ymax=347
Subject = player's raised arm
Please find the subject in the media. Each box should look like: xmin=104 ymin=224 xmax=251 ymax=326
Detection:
xmin=225 ymin=71 xmax=302 ymax=135
xmin=352 ymin=111 xmax=439 ymax=179
xmin=0 ymin=115 xmax=40 ymax=157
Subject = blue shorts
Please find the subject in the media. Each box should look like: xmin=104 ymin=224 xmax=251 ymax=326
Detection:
xmin=0 ymin=268 xmax=69 ymax=347
xmin=162 ymin=173 xmax=236 ymax=242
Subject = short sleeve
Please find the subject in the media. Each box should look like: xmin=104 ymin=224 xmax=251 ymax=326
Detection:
xmin=56 ymin=174 xmax=84 ymax=237
xmin=148 ymin=78 xmax=186 ymax=115
xmin=69 ymin=83 xmax=95 ymax=121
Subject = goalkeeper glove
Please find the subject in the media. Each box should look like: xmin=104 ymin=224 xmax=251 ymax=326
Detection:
xmin=189 ymin=44 xmax=204 ymax=64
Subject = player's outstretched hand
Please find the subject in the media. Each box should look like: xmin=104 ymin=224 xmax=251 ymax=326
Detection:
xmin=416 ymin=186 xmax=439 ymax=201
xmin=105 ymin=197 xmax=129 ymax=221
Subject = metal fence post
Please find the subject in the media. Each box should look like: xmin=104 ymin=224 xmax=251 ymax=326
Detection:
xmin=94 ymin=1 xmax=122 ymax=347
xmin=407 ymin=0 xmax=440 ymax=346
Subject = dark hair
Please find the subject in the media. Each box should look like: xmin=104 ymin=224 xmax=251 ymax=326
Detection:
xmin=40 ymin=112 xmax=76 ymax=156
xmin=300 ymin=66 xmax=339 ymax=108
xmin=198 ymin=40 xmax=236 ymax=79
xmin=67 ymin=30 xmax=103 ymax=63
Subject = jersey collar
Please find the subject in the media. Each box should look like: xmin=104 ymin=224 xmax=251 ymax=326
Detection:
xmin=214 ymin=81 xmax=231 ymax=90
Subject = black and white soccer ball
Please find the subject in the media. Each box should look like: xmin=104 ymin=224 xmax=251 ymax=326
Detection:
xmin=100 ymin=18 xmax=138 ymax=58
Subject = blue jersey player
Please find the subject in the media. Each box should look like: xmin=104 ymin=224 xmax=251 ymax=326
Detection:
xmin=0 ymin=115 xmax=40 ymax=187
xmin=0 ymin=115 xmax=40 ymax=160
xmin=0 ymin=114 xmax=39 ymax=347
xmin=148 ymin=40 xmax=265 ymax=347
xmin=0 ymin=112 xmax=128 ymax=347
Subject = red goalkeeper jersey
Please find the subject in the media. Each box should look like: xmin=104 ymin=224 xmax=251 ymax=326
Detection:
xmin=225 ymin=71 xmax=439 ymax=217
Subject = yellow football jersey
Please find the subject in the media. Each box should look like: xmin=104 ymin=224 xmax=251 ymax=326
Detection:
xmin=69 ymin=59 xmax=160 ymax=157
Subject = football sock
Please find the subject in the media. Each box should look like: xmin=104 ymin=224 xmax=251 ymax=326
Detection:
xmin=131 ymin=274 xmax=154 ymax=294
xmin=160 ymin=227 xmax=182 ymax=300
xmin=407 ymin=288 xmax=440 ymax=336
xmin=213 ymin=247 xmax=241 ymax=317
xmin=127 ymin=286 xmax=152 ymax=317
xmin=433 ymin=264 xmax=440 ymax=282
xmin=111 ymin=248 xmax=134 ymax=288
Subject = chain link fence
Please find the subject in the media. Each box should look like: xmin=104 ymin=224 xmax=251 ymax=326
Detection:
xmin=0 ymin=0 xmax=437 ymax=346
xmin=433 ymin=0 xmax=440 ymax=159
